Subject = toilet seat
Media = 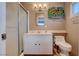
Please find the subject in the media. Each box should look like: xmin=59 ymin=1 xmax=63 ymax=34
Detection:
xmin=59 ymin=42 xmax=72 ymax=51
xmin=59 ymin=42 xmax=71 ymax=48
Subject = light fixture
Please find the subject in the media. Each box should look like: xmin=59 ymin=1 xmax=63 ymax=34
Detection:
xmin=33 ymin=4 xmax=37 ymax=8
xmin=33 ymin=3 xmax=47 ymax=11
xmin=39 ymin=4 xmax=42 ymax=8
xmin=43 ymin=4 xmax=47 ymax=9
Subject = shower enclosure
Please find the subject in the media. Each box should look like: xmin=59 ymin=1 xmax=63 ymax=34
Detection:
xmin=18 ymin=3 xmax=28 ymax=55
xmin=6 ymin=3 xmax=28 ymax=55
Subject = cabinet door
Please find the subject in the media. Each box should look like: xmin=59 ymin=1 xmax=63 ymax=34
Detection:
xmin=37 ymin=35 xmax=53 ymax=54
xmin=24 ymin=34 xmax=53 ymax=55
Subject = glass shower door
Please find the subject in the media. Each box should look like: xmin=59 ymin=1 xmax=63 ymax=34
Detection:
xmin=18 ymin=5 xmax=28 ymax=55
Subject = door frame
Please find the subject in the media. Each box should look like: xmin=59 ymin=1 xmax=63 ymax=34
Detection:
xmin=19 ymin=3 xmax=29 ymax=32
xmin=0 ymin=2 xmax=6 ymax=56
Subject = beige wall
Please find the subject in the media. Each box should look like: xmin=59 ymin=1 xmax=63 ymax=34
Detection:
xmin=22 ymin=2 xmax=65 ymax=30
xmin=65 ymin=2 xmax=79 ymax=56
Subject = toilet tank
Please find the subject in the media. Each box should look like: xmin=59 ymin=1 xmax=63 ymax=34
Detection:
xmin=54 ymin=36 xmax=65 ymax=43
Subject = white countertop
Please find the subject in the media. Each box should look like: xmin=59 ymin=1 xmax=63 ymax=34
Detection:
xmin=28 ymin=30 xmax=67 ymax=33
xmin=24 ymin=32 xmax=52 ymax=36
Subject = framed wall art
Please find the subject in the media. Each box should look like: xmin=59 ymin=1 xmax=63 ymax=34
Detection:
xmin=48 ymin=6 xmax=65 ymax=19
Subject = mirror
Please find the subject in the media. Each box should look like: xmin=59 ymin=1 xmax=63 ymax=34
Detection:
xmin=37 ymin=16 xmax=45 ymax=26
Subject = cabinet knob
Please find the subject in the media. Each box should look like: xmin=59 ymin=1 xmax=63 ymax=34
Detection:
xmin=35 ymin=44 xmax=37 ymax=45
xmin=39 ymin=44 xmax=40 ymax=45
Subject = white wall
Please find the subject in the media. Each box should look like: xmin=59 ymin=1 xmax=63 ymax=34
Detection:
xmin=0 ymin=2 xmax=6 ymax=56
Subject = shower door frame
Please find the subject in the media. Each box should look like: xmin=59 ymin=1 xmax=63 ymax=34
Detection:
xmin=18 ymin=3 xmax=29 ymax=55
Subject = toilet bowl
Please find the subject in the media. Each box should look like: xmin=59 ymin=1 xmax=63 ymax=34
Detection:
xmin=54 ymin=36 xmax=72 ymax=56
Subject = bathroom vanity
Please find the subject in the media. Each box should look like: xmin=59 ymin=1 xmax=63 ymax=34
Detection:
xmin=23 ymin=33 xmax=53 ymax=55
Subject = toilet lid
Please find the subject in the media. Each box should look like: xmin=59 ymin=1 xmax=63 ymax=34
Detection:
xmin=59 ymin=42 xmax=71 ymax=48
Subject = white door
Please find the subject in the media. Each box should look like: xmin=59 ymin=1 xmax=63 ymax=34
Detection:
xmin=0 ymin=2 xmax=6 ymax=56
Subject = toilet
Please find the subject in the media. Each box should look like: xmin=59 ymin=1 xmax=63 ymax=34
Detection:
xmin=54 ymin=36 xmax=72 ymax=56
